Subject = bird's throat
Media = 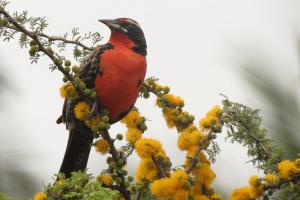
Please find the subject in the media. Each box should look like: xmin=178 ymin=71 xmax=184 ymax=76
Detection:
xmin=109 ymin=31 xmax=135 ymax=48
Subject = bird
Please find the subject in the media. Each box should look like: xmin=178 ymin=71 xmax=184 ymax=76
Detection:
xmin=57 ymin=18 xmax=147 ymax=178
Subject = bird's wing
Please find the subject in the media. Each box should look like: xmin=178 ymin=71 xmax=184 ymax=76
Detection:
xmin=57 ymin=43 xmax=113 ymax=125
xmin=78 ymin=43 xmax=113 ymax=85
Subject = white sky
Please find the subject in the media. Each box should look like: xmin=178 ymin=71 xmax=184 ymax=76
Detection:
xmin=1 ymin=0 xmax=300 ymax=198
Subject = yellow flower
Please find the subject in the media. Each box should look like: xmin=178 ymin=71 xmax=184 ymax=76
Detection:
xmin=199 ymin=105 xmax=222 ymax=129
xmin=151 ymin=170 xmax=190 ymax=200
xmin=207 ymin=106 xmax=222 ymax=117
xmin=264 ymin=173 xmax=278 ymax=184
xmin=162 ymin=108 xmax=177 ymax=128
xmin=195 ymin=163 xmax=216 ymax=188
xmin=135 ymin=138 xmax=163 ymax=158
xmin=211 ymin=193 xmax=222 ymax=200
xmin=248 ymin=175 xmax=260 ymax=187
xmin=95 ymin=139 xmax=110 ymax=154
xmin=194 ymin=195 xmax=209 ymax=200
xmin=174 ymin=189 xmax=189 ymax=200
xmin=121 ymin=110 xmax=140 ymax=128
xmin=74 ymin=101 xmax=91 ymax=120
xmin=170 ymin=170 xmax=189 ymax=188
xmin=33 ymin=192 xmax=47 ymax=200
xmin=59 ymin=83 xmax=75 ymax=98
xmin=278 ymin=160 xmax=297 ymax=178
xmin=126 ymin=127 xmax=142 ymax=144
xmin=230 ymin=186 xmax=256 ymax=200
xmin=165 ymin=94 xmax=184 ymax=107
xmin=136 ymin=158 xmax=157 ymax=183
xmin=97 ymin=174 xmax=113 ymax=186
xmin=151 ymin=179 xmax=173 ymax=199
xmin=177 ymin=125 xmax=203 ymax=151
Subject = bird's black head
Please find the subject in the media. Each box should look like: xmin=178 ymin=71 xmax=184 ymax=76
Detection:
xmin=99 ymin=18 xmax=147 ymax=56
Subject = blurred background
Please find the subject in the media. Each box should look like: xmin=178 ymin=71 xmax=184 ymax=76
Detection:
xmin=0 ymin=0 xmax=299 ymax=199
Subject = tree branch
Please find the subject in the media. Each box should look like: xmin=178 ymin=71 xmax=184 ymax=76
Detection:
xmin=101 ymin=130 xmax=131 ymax=200
xmin=5 ymin=25 xmax=93 ymax=51
xmin=151 ymin=155 xmax=166 ymax=178
xmin=185 ymin=130 xmax=213 ymax=174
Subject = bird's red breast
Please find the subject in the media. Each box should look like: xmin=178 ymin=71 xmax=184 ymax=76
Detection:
xmin=94 ymin=31 xmax=147 ymax=121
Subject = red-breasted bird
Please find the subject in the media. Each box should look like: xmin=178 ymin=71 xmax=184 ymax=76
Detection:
xmin=57 ymin=18 xmax=147 ymax=177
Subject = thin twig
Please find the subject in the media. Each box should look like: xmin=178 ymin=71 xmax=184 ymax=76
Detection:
xmin=185 ymin=130 xmax=213 ymax=174
xmin=4 ymin=25 xmax=93 ymax=51
xmin=151 ymin=155 xmax=166 ymax=178
xmin=101 ymin=130 xmax=131 ymax=200
xmin=0 ymin=7 xmax=94 ymax=104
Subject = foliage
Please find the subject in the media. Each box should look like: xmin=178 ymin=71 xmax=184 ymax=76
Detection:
xmin=37 ymin=172 xmax=120 ymax=200
xmin=0 ymin=1 xmax=299 ymax=200
xmin=0 ymin=193 xmax=12 ymax=200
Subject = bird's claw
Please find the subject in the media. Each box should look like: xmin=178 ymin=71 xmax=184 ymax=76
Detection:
xmin=86 ymin=100 xmax=99 ymax=119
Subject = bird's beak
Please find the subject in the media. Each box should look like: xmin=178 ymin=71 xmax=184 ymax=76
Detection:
xmin=98 ymin=19 xmax=127 ymax=32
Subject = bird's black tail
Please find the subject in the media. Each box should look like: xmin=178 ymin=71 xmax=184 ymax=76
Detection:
xmin=59 ymin=121 xmax=94 ymax=178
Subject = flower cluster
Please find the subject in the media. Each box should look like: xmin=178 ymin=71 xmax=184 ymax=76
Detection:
xmin=151 ymin=170 xmax=190 ymax=200
xmin=230 ymin=159 xmax=300 ymax=200
xmin=140 ymin=79 xmax=223 ymax=199
xmin=59 ymin=83 xmax=77 ymax=99
xmin=135 ymin=138 xmax=170 ymax=184
xmin=74 ymin=101 xmax=91 ymax=120
xmin=95 ymin=139 xmax=110 ymax=154
xmin=199 ymin=106 xmax=222 ymax=133
xmin=97 ymin=174 xmax=113 ymax=186
xmin=121 ymin=109 xmax=147 ymax=144
xmin=33 ymin=192 xmax=47 ymax=200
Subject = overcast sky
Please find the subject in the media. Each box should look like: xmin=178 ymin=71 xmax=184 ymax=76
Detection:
xmin=1 ymin=0 xmax=300 ymax=198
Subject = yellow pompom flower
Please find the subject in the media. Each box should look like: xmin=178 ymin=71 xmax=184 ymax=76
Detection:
xmin=74 ymin=101 xmax=91 ymax=120
xmin=194 ymin=195 xmax=209 ymax=200
xmin=165 ymin=94 xmax=184 ymax=107
xmin=230 ymin=186 xmax=256 ymax=200
xmin=199 ymin=105 xmax=222 ymax=129
xmin=151 ymin=178 xmax=173 ymax=199
xmin=174 ymin=189 xmax=189 ymax=200
xmin=121 ymin=110 xmax=140 ymax=128
xmin=170 ymin=170 xmax=189 ymax=188
xmin=207 ymin=106 xmax=222 ymax=117
xmin=163 ymin=108 xmax=177 ymax=128
xmin=195 ymin=163 xmax=216 ymax=188
xmin=95 ymin=139 xmax=110 ymax=154
xmin=278 ymin=160 xmax=297 ymax=178
xmin=248 ymin=175 xmax=260 ymax=187
xmin=264 ymin=173 xmax=278 ymax=184
xmin=126 ymin=127 xmax=142 ymax=144
xmin=178 ymin=130 xmax=192 ymax=150
xmin=177 ymin=125 xmax=203 ymax=151
xmin=59 ymin=83 xmax=75 ymax=98
xmin=151 ymin=170 xmax=190 ymax=200
xmin=135 ymin=138 xmax=163 ymax=158
xmin=97 ymin=174 xmax=113 ymax=186
xmin=136 ymin=158 xmax=158 ymax=183
xmin=33 ymin=192 xmax=47 ymax=200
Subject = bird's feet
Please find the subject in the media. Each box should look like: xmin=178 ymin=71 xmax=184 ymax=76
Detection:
xmin=86 ymin=100 xmax=99 ymax=119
